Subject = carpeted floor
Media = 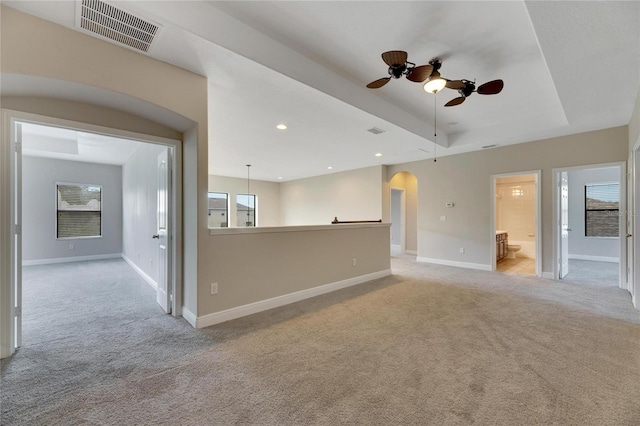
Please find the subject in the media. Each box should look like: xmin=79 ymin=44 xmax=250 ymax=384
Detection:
xmin=562 ymin=259 xmax=619 ymax=287
xmin=1 ymin=257 xmax=639 ymax=425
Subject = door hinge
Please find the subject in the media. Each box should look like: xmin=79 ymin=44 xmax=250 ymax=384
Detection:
xmin=15 ymin=142 xmax=22 ymax=154
xmin=14 ymin=224 xmax=21 ymax=235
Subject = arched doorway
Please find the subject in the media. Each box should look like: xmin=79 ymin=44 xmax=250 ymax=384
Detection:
xmin=389 ymin=171 xmax=418 ymax=256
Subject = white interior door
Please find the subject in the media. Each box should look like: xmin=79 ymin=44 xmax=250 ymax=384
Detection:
xmin=627 ymin=159 xmax=634 ymax=293
xmin=155 ymin=149 xmax=171 ymax=313
xmin=560 ymin=171 xmax=570 ymax=279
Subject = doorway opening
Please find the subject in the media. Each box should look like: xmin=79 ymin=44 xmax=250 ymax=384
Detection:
xmin=3 ymin=111 xmax=182 ymax=358
xmin=553 ymin=163 xmax=626 ymax=289
xmin=491 ymin=171 xmax=541 ymax=276
xmin=389 ymin=171 xmax=418 ymax=257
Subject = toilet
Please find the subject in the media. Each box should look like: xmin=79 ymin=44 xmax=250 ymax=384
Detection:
xmin=506 ymin=244 xmax=521 ymax=259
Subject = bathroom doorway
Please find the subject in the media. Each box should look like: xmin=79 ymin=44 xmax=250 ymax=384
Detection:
xmin=491 ymin=171 xmax=541 ymax=276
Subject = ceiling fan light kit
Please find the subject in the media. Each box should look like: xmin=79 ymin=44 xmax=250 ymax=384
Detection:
xmin=367 ymin=50 xmax=504 ymax=107
xmin=423 ymin=70 xmax=446 ymax=93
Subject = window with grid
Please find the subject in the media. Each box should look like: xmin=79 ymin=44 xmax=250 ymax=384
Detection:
xmin=56 ymin=183 xmax=102 ymax=239
xmin=585 ymin=183 xmax=619 ymax=237
xmin=208 ymin=192 xmax=229 ymax=227
xmin=236 ymin=194 xmax=256 ymax=227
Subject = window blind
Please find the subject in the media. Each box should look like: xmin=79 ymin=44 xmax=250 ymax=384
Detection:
xmin=56 ymin=184 xmax=102 ymax=238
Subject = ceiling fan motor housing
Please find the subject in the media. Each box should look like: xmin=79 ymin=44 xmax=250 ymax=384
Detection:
xmin=460 ymin=81 xmax=475 ymax=97
xmin=388 ymin=64 xmax=408 ymax=79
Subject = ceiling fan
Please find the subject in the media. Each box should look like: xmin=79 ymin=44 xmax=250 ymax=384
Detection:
xmin=366 ymin=52 xmax=504 ymax=105
xmin=366 ymin=50 xmax=435 ymax=88
xmin=444 ymin=79 xmax=504 ymax=107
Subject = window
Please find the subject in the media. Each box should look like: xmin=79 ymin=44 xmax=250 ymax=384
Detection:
xmin=208 ymin=192 xmax=229 ymax=227
xmin=237 ymin=194 xmax=256 ymax=227
xmin=585 ymin=183 xmax=619 ymax=237
xmin=56 ymin=183 xmax=102 ymax=239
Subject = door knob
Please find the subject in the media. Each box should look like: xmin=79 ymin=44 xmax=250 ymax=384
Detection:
xmin=152 ymin=234 xmax=160 ymax=239
xmin=627 ymin=234 xmax=633 ymax=238
xmin=567 ymin=228 xmax=572 ymax=232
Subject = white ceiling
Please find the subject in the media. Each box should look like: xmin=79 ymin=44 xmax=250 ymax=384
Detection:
xmin=21 ymin=122 xmax=143 ymax=166
xmin=3 ymin=1 xmax=639 ymax=182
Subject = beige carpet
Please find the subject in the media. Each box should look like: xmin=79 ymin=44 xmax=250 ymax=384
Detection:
xmin=2 ymin=257 xmax=640 ymax=425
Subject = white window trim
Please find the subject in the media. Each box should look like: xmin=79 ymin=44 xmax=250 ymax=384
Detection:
xmin=55 ymin=181 xmax=103 ymax=240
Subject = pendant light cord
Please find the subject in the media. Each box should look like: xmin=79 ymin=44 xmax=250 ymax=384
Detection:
xmin=246 ymin=164 xmax=251 ymax=225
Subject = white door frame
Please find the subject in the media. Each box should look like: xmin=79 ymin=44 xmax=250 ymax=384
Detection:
xmin=632 ymin=140 xmax=640 ymax=308
xmin=551 ymin=162 xmax=626 ymax=288
xmin=0 ymin=109 xmax=183 ymax=358
xmin=390 ymin=187 xmax=406 ymax=255
xmin=490 ymin=170 xmax=542 ymax=277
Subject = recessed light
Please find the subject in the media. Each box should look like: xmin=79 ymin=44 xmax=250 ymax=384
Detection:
xmin=375 ymin=153 xmax=382 ymax=157
xmin=276 ymin=124 xmax=287 ymax=130
xmin=278 ymin=177 xmax=283 ymax=180
xmin=327 ymin=166 xmax=333 ymax=170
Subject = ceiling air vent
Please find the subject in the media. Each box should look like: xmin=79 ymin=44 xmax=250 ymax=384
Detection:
xmin=78 ymin=0 xmax=160 ymax=53
xmin=482 ymin=144 xmax=498 ymax=149
xmin=367 ymin=127 xmax=386 ymax=135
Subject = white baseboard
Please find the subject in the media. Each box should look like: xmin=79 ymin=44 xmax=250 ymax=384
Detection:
xmin=416 ymin=257 xmax=492 ymax=271
xmin=542 ymin=272 xmax=555 ymax=280
xmin=195 ymin=269 xmax=392 ymax=329
xmin=405 ymin=250 xmax=418 ymax=255
xmin=22 ymin=253 xmax=121 ymax=266
xmin=568 ymin=254 xmax=619 ymax=263
xmin=181 ymin=306 xmax=197 ymax=328
xmin=122 ymin=254 xmax=157 ymax=290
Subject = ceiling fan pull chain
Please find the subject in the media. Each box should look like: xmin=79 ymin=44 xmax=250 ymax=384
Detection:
xmin=433 ymin=92 xmax=437 ymax=162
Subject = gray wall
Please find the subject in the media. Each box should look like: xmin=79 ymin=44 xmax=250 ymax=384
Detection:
xmin=386 ymin=126 xmax=628 ymax=273
xmin=568 ymin=167 xmax=620 ymax=260
xmin=122 ymin=143 xmax=168 ymax=282
xmin=22 ymin=156 xmax=123 ymax=262
xmin=280 ymin=166 xmax=383 ymax=225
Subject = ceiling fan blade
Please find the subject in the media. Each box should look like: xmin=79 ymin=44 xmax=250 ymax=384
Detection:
xmin=477 ymin=79 xmax=504 ymax=95
xmin=381 ymin=50 xmax=408 ymax=66
xmin=444 ymin=97 xmax=466 ymax=107
xmin=366 ymin=77 xmax=391 ymax=89
xmin=406 ymin=64 xmax=433 ymax=82
xmin=445 ymin=80 xmax=465 ymax=90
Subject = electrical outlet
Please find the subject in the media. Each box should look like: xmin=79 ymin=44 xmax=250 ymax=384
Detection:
xmin=68 ymin=243 xmax=74 ymax=250
xmin=210 ymin=283 xmax=218 ymax=295
xmin=459 ymin=248 xmax=465 ymax=254
xmin=440 ymin=215 xmax=446 ymax=221
xmin=352 ymin=258 xmax=357 ymax=266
